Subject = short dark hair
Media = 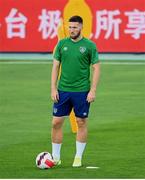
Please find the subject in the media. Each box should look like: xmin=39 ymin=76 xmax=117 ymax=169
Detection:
xmin=69 ymin=16 xmax=83 ymax=24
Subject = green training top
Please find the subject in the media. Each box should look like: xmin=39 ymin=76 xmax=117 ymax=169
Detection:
xmin=53 ymin=37 xmax=99 ymax=92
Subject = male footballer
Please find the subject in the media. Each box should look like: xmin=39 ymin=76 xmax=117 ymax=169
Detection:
xmin=51 ymin=15 xmax=100 ymax=167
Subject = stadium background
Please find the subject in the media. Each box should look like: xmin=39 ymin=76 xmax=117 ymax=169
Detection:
xmin=0 ymin=0 xmax=145 ymax=178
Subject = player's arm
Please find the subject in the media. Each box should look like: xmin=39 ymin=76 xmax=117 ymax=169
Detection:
xmin=51 ymin=59 xmax=60 ymax=102
xmin=87 ymin=62 xmax=100 ymax=103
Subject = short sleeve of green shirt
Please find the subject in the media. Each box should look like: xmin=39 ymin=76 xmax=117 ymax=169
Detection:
xmin=53 ymin=41 xmax=62 ymax=62
xmin=90 ymin=43 xmax=99 ymax=65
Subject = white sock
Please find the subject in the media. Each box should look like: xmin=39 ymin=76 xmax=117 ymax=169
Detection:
xmin=75 ymin=141 xmax=86 ymax=159
xmin=52 ymin=143 xmax=62 ymax=160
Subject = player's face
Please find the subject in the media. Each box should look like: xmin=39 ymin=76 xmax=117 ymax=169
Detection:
xmin=68 ymin=22 xmax=82 ymax=40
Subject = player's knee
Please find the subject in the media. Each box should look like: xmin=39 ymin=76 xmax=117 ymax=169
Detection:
xmin=76 ymin=118 xmax=87 ymax=128
xmin=52 ymin=118 xmax=63 ymax=129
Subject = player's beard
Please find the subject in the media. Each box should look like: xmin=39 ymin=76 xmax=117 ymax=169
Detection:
xmin=70 ymin=31 xmax=81 ymax=40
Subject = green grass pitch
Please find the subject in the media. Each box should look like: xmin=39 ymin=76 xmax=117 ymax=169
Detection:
xmin=0 ymin=60 xmax=145 ymax=178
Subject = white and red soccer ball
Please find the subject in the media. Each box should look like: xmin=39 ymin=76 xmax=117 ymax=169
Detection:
xmin=36 ymin=152 xmax=55 ymax=169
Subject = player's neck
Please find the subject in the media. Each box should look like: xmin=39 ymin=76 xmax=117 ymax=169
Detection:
xmin=71 ymin=35 xmax=83 ymax=42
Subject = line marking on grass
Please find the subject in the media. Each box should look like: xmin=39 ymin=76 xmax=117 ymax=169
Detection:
xmin=86 ymin=166 xmax=100 ymax=169
xmin=0 ymin=61 xmax=145 ymax=65
xmin=102 ymin=62 xmax=145 ymax=65
xmin=0 ymin=61 xmax=52 ymax=64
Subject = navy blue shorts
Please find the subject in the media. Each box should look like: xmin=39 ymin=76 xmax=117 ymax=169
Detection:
xmin=53 ymin=91 xmax=90 ymax=118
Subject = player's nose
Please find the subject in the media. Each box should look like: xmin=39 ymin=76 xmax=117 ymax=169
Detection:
xmin=69 ymin=28 xmax=74 ymax=32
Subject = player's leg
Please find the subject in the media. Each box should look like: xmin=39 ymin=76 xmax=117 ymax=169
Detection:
xmin=76 ymin=117 xmax=87 ymax=143
xmin=52 ymin=116 xmax=65 ymax=144
xmin=51 ymin=116 xmax=64 ymax=164
xmin=51 ymin=91 xmax=72 ymax=164
xmin=71 ymin=91 xmax=90 ymax=167
xmin=72 ymin=117 xmax=87 ymax=167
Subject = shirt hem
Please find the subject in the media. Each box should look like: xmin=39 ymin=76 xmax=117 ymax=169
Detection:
xmin=58 ymin=87 xmax=90 ymax=92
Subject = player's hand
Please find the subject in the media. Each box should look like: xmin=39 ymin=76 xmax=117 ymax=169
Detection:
xmin=87 ymin=90 xmax=96 ymax=103
xmin=51 ymin=88 xmax=59 ymax=103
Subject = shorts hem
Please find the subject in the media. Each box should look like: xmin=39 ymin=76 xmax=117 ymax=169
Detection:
xmin=75 ymin=115 xmax=88 ymax=119
xmin=53 ymin=114 xmax=69 ymax=118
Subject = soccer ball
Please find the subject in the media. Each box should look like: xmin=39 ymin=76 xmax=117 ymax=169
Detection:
xmin=36 ymin=152 xmax=55 ymax=169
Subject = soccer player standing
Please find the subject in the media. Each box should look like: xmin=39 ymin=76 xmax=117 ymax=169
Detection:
xmin=51 ymin=15 xmax=100 ymax=167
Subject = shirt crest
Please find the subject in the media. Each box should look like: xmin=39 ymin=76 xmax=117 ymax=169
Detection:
xmin=79 ymin=46 xmax=86 ymax=53
xmin=63 ymin=47 xmax=68 ymax=51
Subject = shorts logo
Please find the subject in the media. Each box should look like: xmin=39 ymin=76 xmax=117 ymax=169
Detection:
xmin=79 ymin=47 xmax=86 ymax=54
xmin=63 ymin=47 xmax=68 ymax=51
xmin=53 ymin=108 xmax=57 ymax=114
xmin=83 ymin=112 xmax=87 ymax=116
